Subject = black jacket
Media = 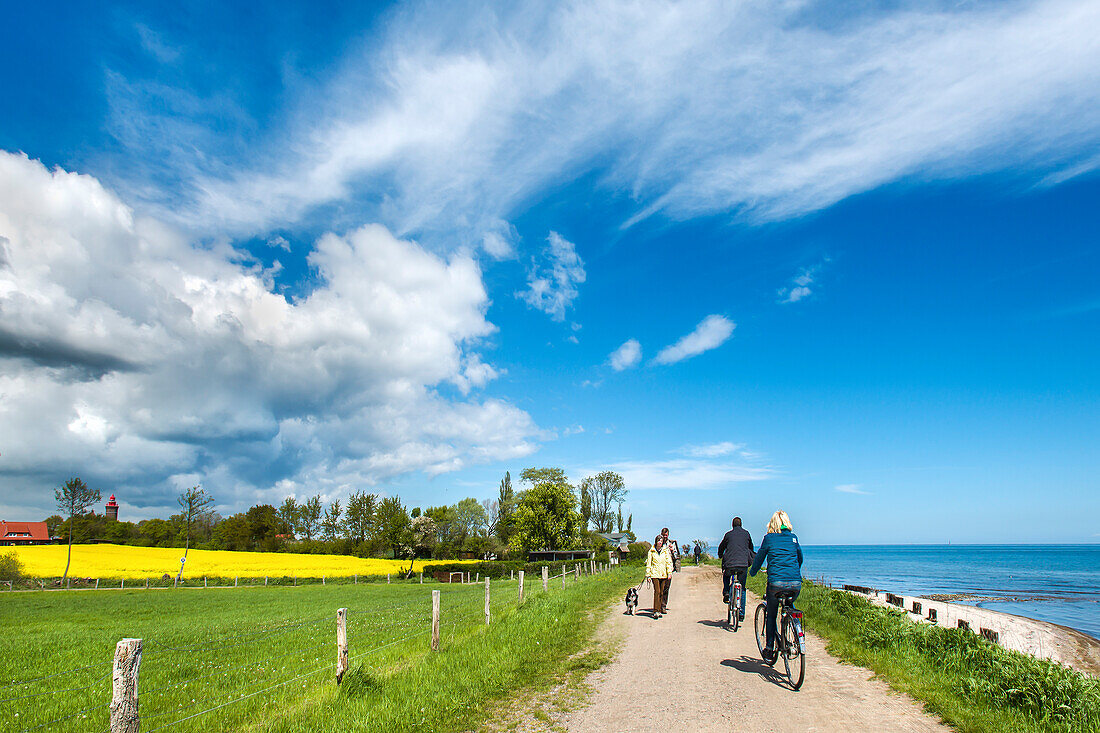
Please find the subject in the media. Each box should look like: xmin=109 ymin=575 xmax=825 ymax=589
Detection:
xmin=717 ymin=527 xmax=755 ymax=569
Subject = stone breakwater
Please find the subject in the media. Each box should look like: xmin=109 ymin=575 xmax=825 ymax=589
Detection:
xmin=843 ymin=585 xmax=1100 ymax=678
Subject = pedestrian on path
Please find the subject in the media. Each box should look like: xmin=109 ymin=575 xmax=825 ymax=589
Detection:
xmin=646 ymin=534 xmax=673 ymax=618
xmin=661 ymin=527 xmax=680 ymax=610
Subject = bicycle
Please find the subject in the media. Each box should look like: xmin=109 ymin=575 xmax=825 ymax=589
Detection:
xmin=726 ymin=580 xmax=742 ymax=631
xmin=753 ymin=588 xmax=806 ymax=690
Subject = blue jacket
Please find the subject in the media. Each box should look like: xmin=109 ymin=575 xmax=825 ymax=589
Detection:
xmin=749 ymin=529 xmax=803 ymax=584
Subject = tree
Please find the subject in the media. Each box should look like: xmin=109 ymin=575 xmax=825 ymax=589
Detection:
xmin=616 ymin=505 xmax=624 ymax=532
xmin=510 ymin=467 xmax=581 ymax=553
xmin=451 ymin=497 xmax=488 ymax=544
xmin=584 ymin=471 xmax=627 ymax=533
xmin=321 ymin=500 xmax=343 ymax=542
xmin=410 ymin=514 xmax=437 ymax=556
xmin=373 ymin=497 xmax=412 ymax=558
xmin=482 ymin=498 xmax=499 ymax=536
xmin=276 ymin=497 xmax=301 ymax=537
xmin=300 ymin=495 xmax=322 ymax=541
xmin=344 ymin=491 xmax=377 ymax=543
xmin=579 ymin=481 xmax=593 ymax=530
xmin=246 ymin=504 xmax=280 ymax=551
xmin=55 ymin=478 xmax=100 ymax=585
xmin=496 ymin=472 xmax=515 ymax=543
xmin=627 ymin=513 xmax=632 ymax=533
xmin=176 ymin=486 xmax=214 ymax=582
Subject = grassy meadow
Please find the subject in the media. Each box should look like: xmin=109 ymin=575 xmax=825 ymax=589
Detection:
xmin=7 ymin=544 xmax=473 ymax=583
xmin=1 ymin=565 xmax=637 ymax=732
xmin=746 ymin=574 xmax=1100 ymax=733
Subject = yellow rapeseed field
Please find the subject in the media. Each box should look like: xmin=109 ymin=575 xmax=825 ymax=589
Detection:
xmin=9 ymin=544 xmax=469 ymax=579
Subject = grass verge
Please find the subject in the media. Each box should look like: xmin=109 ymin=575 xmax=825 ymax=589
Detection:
xmin=747 ymin=574 xmax=1100 ymax=732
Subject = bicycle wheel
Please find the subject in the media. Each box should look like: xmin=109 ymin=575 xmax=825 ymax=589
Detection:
xmin=754 ymin=603 xmax=770 ymax=664
xmin=781 ymin=613 xmax=806 ymax=690
xmin=731 ymin=586 xmax=740 ymax=632
xmin=727 ymin=592 xmax=734 ymax=628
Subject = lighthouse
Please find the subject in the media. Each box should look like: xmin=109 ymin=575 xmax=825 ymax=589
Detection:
xmin=106 ymin=494 xmax=119 ymax=522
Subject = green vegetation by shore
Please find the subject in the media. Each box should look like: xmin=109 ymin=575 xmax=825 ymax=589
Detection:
xmin=747 ymin=574 xmax=1100 ymax=732
xmin=1 ymin=566 xmax=638 ymax=732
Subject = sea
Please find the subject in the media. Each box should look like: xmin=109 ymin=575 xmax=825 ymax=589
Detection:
xmin=704 ymin=544 xmax=1100 ymax=640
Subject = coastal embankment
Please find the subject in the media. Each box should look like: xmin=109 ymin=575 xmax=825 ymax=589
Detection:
xmin=846 ymin=586 xmax=1100 ymax=677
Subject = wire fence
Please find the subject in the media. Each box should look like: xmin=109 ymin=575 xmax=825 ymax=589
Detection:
xmin=8 ymin=561 xmax=622 ymax=733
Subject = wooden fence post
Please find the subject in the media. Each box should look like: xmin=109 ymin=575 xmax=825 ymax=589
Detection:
xmin=95 ymin=579 xmax=100 ymax=590
xmin=120 ymin=579 xmax=124 ymax=590
xmin=431 ymin=590 xmax=441 ymax=651
xmin=323 ymin=576 xmax=326 ymax=586
xmin=542 ymin=566 xmax=548 ymax=592
xmin=518 ymin=570 xmax=525 ymax=602
xmin=476 ymin=572 xmax=480 ymax=583
xmin=204 ymin=576 xmax=207 ymax=589
xmin=145 ymin=578 xmax=149 ymax=590
xmin=511 ymin=569 xmax=514 ymax=581
xmin=109 ymin=638 xmax=142 ymax=733
xmin=265 ymin=576 xmax=268 ymax=586
xmin=562 ymin=565 xmax=566 ymax=588
xmin=575 ymin=564 xmax=580 ymax=581
xmin=484 ymin=578 xmax=491 ymax=625
xmin=336 ymin=608 xmax=348 ymax=684
xmin=235 ymin=576 xmax=238 ymax=587
xmin=419 ymin=572 xmax=423 ymax=584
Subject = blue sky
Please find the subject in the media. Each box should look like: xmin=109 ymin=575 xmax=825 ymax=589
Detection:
xmin=1 ymin=0 xmax=1097 ymax=544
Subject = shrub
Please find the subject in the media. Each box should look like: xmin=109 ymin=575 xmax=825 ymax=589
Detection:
xmin=0 ymin=550 xmax=24 ymax=582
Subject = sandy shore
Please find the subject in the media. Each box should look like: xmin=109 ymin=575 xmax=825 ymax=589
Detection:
xmin=849 ymin=588 xmax=1100 ymax=678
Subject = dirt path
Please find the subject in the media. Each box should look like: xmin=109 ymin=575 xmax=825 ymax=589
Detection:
xmin=561 ymin=566 xmax=951 ymax=733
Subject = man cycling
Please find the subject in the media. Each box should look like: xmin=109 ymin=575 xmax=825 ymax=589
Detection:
xmin=717 ymin=516 xmax=754 ymax=622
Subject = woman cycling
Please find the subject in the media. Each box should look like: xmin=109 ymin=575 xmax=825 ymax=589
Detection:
xmin=748 ymin=510 xmax=803 ymax=664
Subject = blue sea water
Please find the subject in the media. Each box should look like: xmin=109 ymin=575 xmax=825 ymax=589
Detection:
xmin=705 ymin=544 xmax=1100 ymax=640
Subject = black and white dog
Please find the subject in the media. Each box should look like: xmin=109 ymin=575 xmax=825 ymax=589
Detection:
xmin=624 ymin=586 xmax=639 ymax=615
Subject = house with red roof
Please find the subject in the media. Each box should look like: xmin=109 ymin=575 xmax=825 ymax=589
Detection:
xmin=0 ymin=521 xmax=51 ymax=545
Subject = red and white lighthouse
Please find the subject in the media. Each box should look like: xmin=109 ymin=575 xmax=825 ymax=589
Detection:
xmin=106 ymin=494 xmax=119 ymax=522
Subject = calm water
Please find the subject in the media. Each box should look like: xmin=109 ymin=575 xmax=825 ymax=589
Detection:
xmin=706 ymin=544 xmax=1100 ymax=640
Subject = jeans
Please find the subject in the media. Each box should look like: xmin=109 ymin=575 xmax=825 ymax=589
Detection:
xmin=723 ymin=567 xmax=748 ymax=617
xmin=765 ymin=581 xmax=802 ymax=651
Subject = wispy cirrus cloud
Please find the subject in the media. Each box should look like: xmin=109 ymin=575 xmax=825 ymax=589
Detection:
xmin=608 ymin=338 xmax=642 ymax=371
xmin=653 ymin=315 xmax=735 ymax=365
xmin=778 ymin=262 xmax=825 ymax=304
xmin=110 ymin=0 xmax=1100 ymax=246
xmin=578 ymin=458 xmax=772 ymax=491
xmin=836 ymin=484 xmax=871 ymax=495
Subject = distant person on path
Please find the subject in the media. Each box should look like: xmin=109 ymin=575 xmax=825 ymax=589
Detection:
xmin=661 ymin=527 xmax=680 ymax=610
xmin=646 ymin=534 xmax=674 ymax=618
xmin=718 ymin=516 xmax=755 ymax=622
xmin=693 ymin=543 xmax=703 ymax=565
xmin=749 ymin=510 xmax=803 ymax=665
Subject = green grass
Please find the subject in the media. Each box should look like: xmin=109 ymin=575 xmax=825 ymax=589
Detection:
xmin=746 ymin=574 xmax=1100 ymax=732
xmin=1 ymin=567 xmax=638 ymax=732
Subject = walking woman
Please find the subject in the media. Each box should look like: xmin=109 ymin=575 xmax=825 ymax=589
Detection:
xmin=646 ymin=534 xmax=674 ymax=618
xmin=749 ymin=510 xmax=803 ymax=664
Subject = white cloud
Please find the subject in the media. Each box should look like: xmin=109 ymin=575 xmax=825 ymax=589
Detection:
xmin=0 ymin=152 xmax=537 ymax=516
xmin=517 ymin=231 xmax=586 ymax=321
xmin=778 ymin=263 xmax=824 ymax=304
xmin=577 ymin=457 xmax=772 ymax=491
xmin=835 ymin=484 xmax=871 ymax=495
xmin=653 ymin=315 xmax=735 ymax=365
xmin=116 ymin=0 xmax=1100 ymax=241
xmin=681 ymin=441 xmax=745 ymax=458
xmin=608 ymin=338 xmax=642 ymax=371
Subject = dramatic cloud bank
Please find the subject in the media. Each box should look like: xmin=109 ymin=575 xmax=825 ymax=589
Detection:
xmin=0 ymin=152 xmax=537 ymax=517
xmin=116 ymin=0 xmax=1100 ymax=243
xmin=653 ymin=315 xmax=735 ymax=365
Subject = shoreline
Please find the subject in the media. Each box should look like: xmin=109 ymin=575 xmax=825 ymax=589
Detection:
xmin=847 ymin=586 xmax=1100 ymax=678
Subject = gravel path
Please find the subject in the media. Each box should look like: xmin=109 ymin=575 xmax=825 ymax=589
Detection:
xmin=561 ymin=565 xmax=951 ymax=733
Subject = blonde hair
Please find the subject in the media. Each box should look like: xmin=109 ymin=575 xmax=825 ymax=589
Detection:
xmin=766 ymin=510 xmax=793 ymax=535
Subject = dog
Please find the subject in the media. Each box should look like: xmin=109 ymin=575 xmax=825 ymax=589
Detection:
xmin=624 ymin=586 xmax=639 ymax=615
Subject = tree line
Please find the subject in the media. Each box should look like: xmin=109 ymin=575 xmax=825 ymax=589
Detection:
xmin=44 ymin=467 xmax=634 ymax=565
